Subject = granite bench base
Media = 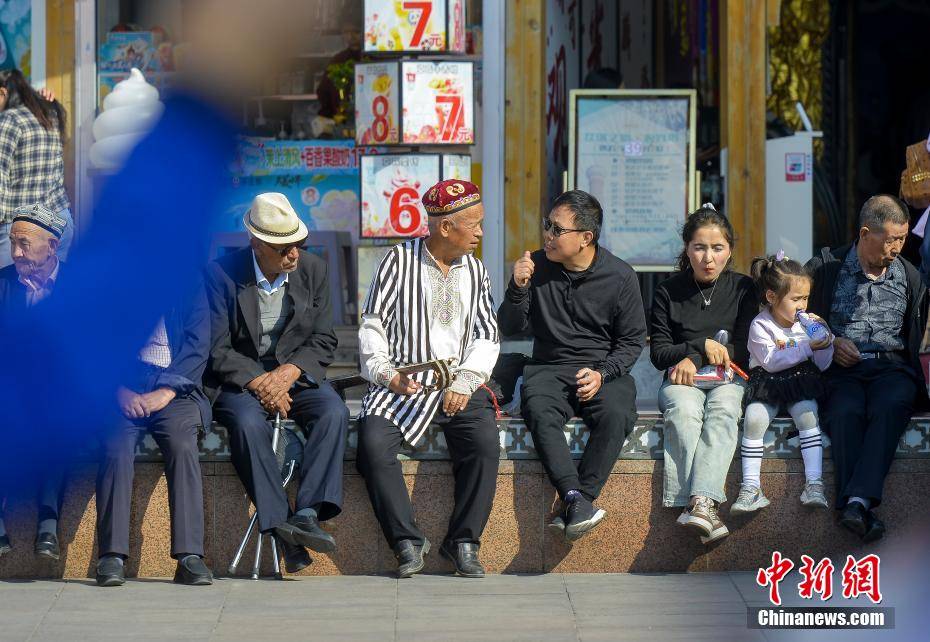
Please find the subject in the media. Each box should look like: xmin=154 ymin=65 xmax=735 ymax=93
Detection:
xmin=2 ymin=415 xmax=929 ymax=579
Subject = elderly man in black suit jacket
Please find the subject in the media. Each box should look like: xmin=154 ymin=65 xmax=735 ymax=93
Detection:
xmin=94 ymin=283 xmax=215 ymax=587
xmin=205 ymin=193 xmax=347 ymax=569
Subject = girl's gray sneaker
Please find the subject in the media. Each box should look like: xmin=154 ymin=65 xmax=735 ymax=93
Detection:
xmin=730 ymin=484 xmax=770 ymax=515
xmin=800 ymin=480 xmax=829 ymax=508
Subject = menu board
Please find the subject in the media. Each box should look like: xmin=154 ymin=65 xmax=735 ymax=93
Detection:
xmin=401 ymin=61 xmax=474 ymax=145
xmin=355 ymin=63 xmax=400 ymax=145
xmin=568 ymin=90 xmax=696 ymax=270
xmin=364 ymin=0 xmax=466 ymax=53
xmin=360 ymin=153 xmax=441 ymax=238
xmin=442 ymin=154 xmax=471 ymax=181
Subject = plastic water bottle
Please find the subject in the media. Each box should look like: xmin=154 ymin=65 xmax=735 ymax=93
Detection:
xmin=797 ymin=311 xmax=830 ymax=343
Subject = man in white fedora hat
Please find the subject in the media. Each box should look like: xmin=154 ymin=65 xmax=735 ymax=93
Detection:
xmin=205 ymin=192 xmax=348 ymax=572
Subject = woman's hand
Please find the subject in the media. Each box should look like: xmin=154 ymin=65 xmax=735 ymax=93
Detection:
xmin=704 ymin=338 xmax=731 ymax=367
xmin=670 ymin=358 xmax=697 ymax=386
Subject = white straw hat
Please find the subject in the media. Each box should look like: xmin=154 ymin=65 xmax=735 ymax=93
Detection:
xmin=243 ymin=192 xmax=308 ymax=245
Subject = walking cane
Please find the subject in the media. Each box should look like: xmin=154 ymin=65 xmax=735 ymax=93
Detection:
xmin=228 ymin=412 xmax=298 ymax=580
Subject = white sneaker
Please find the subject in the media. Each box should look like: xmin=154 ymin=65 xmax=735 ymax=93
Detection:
xmin=800 ymin=480 xmax=829 ymax=509
xmin=730 ymin=485 xmax=770 ymax=515
xmin=681 ymin=496 xmax=714 ymax=537
xmin=700 ymin=501 xmax=729 ymax=544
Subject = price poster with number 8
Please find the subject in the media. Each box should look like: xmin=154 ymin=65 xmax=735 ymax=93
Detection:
xmin=360 ymin=154 xmax=440 ymax=238
xmin=401 ymin=61 xmax=474 ymax=144
xmin=363 ymin=0 xmax=466 ymax=53
xmin=356 ymin=63 xmax=400 ymax=145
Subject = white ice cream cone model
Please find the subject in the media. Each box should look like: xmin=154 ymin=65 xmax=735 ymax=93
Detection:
xmin=90 ymin=68 xmax=165 ymax=169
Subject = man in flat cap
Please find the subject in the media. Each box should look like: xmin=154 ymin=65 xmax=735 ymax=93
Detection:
xmin=0 ymin=203 xmax=68 ymax=560
xmin=205 ymin=192 xmax=347 ymax=572
xmin=356 ymin=179 xmax=501 ymax=578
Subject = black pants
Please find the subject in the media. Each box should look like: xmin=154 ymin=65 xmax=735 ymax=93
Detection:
xmin=820 ymin=359 xmax=916 ymax=510
xmin=214 ymin=382 xmax=348 ymax=532
xmin=521 ymin=364 xmax=637 ymax=501
xmin=96 ymin=396 xmax=205 ymax=558
xmin=0 ymin=466 xmax=66 ymax=535
xmin=356 ymin=388 xmax=500 ymax=548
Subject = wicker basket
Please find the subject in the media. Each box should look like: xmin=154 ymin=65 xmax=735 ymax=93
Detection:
xmin=901 ymin=139 xmax=930 ymax=209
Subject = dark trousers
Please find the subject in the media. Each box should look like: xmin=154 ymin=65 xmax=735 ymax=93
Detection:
xmin=0 ymin=465 xmax=66 ymax=534
xmin=521 ymin=364 xmax=637 ymax=501
xmin=356 ymin=387 xmax=500 ymax=548
xmin=213 ymin=382 xmax=348 ymax=532
xmin=820 ymin=359 xmax=916 ymax=510
xmin=96 ymin=397 xmax=205 ymax=558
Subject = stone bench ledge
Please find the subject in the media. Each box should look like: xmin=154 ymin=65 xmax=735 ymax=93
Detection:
xmin=123 ymin=413 xmax=930 ymax=463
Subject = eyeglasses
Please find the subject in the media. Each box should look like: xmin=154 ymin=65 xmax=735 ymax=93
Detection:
xmin=263 ymin=239 xmax=306 ymax=256
xmin=543 ymin=218 xmax=586 ymax=237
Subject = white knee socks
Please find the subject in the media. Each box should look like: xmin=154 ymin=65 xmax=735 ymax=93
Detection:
xmin=740 ymin=437 xmax=764 ymax=489
xmin=798 ymin=427 xmax=823 ymax=482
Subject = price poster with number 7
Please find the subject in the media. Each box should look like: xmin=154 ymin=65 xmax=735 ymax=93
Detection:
xmin=360 ymin=154 xmax=441 ymax=238
xmin=356 ymin=63 xmax=401 ymax=145
xmin=401 ymin=61 xmax=474 ymax=144
xmin=363 ymin=0 xmax=466 ymax=53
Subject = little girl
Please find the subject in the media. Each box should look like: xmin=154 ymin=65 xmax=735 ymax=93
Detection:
xmin=731 ymin=253 xmax=834 ymax=514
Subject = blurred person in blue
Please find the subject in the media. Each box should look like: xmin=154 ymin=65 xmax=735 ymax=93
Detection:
xmin=93 ymin=283 xmax=213 ymax=587
xmin=205 ymin=193 xmax=347 ymax=573
xmin=0 ymin=69 xmax=73 ymax=267
xmin=0 ymin=204 xmax=68 ymax=560
xmin=0 ymin=0 xmax=316 ymax=558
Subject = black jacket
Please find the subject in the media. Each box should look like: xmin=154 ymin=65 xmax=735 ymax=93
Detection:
xmin=204 ymin=247 xmax=337 ymax=398
xmin=805 ymin=244 xmax=929 ymax=403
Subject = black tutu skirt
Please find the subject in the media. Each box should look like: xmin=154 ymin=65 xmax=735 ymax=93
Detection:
xmin=744 ymin=361 xmax=824 ymax=407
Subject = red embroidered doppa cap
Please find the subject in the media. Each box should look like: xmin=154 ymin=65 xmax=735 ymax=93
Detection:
xmin=422 ymin=179 xmax=481 ymax=216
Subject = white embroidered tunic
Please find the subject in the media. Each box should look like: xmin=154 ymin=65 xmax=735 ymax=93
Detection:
xmin=358 ymin=238 xmax=500 ymax=444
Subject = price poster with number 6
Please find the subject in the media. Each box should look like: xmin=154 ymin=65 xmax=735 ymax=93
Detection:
xmin=356 ymin=63 xmax=400 ymax=145
xmin=363 ymin=0 xmax=466 ymax=53
xmin=360 ymin=154 xmax=440 ymax=238
xmin=401 ymin=61 xmax=474 ymax=144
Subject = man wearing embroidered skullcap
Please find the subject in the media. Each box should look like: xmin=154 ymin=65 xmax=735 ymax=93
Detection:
xmin=498 ymin=190 xmax=646 ymax=544
xmin=356 ymin=179 xmax=501 ymax=578
xmin=0 ymin=203 xmax=68 ymax=561
xmin=204 ymin=192 xmax=348 ymax=573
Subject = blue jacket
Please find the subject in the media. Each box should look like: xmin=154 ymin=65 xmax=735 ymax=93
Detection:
xmin=127 ymin=282 xmax=212 ymax=427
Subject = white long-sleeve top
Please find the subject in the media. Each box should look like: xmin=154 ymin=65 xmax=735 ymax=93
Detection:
xmin=358 ymin=238 xmax=500 ymax=445
xmin=747 ymin=308 xmax=834 ymax=373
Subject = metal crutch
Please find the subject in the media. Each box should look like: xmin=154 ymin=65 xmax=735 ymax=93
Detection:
xmin=228 ymin=412 xmax=297 ymax=579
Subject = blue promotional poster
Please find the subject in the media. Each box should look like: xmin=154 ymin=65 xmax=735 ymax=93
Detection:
xmin=0 ymin=1 xmax=30 ymax=76
xmin=221 ymin=138 xmax=383 ymax=244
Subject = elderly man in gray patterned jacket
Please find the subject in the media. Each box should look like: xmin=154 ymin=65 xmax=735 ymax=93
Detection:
xmin=356 ymin=179 xmax=500 ymax=579
xmin=806 ymin=195 xmax=927 ymax=544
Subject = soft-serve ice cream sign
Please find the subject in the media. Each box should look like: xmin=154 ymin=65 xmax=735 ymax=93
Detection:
xmin=90 ymin=68 xmax=165 ymax=169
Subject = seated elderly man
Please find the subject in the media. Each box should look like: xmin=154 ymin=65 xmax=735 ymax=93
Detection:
xmin=806 ymin=195 xmax=928 ymax=543
xmin=0 ymin=204 xmax=67 ymax=560
xmin=93 ymin=283 xmax=213 ymax=587
xmin=205 ymin=192 xmax=348 ymax=571
xmin=356 ymin=180 xmax=500 ymax=579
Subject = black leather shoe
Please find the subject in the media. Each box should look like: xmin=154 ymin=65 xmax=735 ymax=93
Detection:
xmin=95 ymin=556 xmax=126 ymax=587
xmin=0 ymin=534 xmax=11 ymax=557
xmin=278 ymin=537 xmax=312 ymax=574
xmin=275 ymin=515 xmax=336 ymax=553
xmin=439 ymin=541 xmax=485 ymax=578
xmin=34 ymin=532 xmax=59 ymax=561
xmin=174 ymin=555 xmax=213 ymax=585
xmin=394 ymin=538 xmax=430 ymax=579
xmin=839 ymin=501 xmax=868 ymax=537
xmin=862 ymin=511 xmax=886 ymax=544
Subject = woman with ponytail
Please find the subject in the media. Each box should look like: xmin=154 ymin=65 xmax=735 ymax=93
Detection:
xmin=649 ymin=204 xmax=758 ymax=544
xmin=0 ymin=68 xmax=72 ymax=267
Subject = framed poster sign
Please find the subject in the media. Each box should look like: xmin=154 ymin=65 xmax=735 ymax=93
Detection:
xmin=355 ymin=62 xmax=401 ymax=145
xmin=568 ymin=89 xmax=697 ymax=271
xmin=364 ymin=0 xmax=466 ymax=53
xmin=401 ymin=61 xmax=474 ymax=145
xmin=360 ymin=153 xmax=441 ymax=238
